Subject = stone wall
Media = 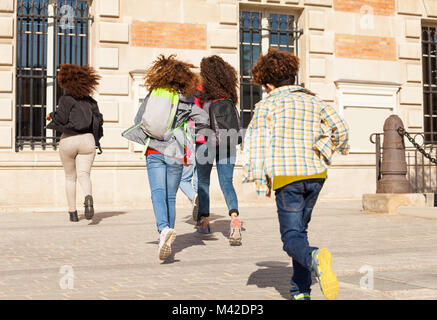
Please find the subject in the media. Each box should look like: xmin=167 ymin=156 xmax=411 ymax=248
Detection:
xmin=1 ymin=0 xmax=437 ymax=209
xmin=0 ymin=0 xmax=14 ymax=150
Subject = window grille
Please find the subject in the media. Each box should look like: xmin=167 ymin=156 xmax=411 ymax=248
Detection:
xmin=16 ymin=0 xmax=92 ymax=151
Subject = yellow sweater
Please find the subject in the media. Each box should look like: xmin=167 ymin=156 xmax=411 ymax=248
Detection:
xmin=273 ymin=171 xmax=328 ymax=190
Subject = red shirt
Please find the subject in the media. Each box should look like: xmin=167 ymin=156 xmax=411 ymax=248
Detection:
xmin=145 ymin=148 xmax=161 ymax=156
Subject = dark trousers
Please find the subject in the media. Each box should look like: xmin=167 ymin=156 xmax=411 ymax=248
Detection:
xmin=274 ymin=178 xmax=325 ymax=295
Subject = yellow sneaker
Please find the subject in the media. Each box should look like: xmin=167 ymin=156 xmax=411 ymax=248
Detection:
xmin=312 ymin=248 xmax=339 ymax=300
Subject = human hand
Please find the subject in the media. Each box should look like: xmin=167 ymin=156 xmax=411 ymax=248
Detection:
xmin=266 ymin=175 xmax=272 ymax=198
xmin=46 ymin=114 xmax=51 ymax=121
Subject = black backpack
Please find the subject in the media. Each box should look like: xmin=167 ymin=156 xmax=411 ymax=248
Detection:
xmin=208 ymin=99 xmax=242 ymax=147
xmin=70 ymin=98 xmax=104 ymax=154
xmin=69 ymin=101 xmax=93 ymax=132
xmin=89 ymin=100 xmax=104 ymax=154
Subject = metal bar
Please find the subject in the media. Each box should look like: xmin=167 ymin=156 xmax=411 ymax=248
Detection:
xmin=428 ymin=27 xmax=433 ymax=143
xmin=433 ymin=151 xmax=437 ymax=192
xmin=75 ymin=0 xmax=79 ymax=65
xmin=239 ymin=14 xmax=244 ymax=128
xmin=63 ymin=2 xmax=67 ymax=66
xmin=422 ymin=152 xmax=425 ymax=192
xmin=407 ymin=152 xmax=411 ymax=187
xmin=68 ymin=2 xmax=73 ymax=64
xmin=429 ymin=154 xmax=432 ymax=192
xmin=294 ymin=19 xmax=300 ymax=84
xmin=29 ymin=0 xmax=35 ymax=149
xmin=277 ymin=14 xmax=280 ymax=50
xmin=42 ymin=0 xmax=48 ymax=148
xmin=38 ymin=0 xmax=45 ymax=146
xmin=376 ymin=134 xmax=381 ymax=183
xmin=16 ymin=1 xmax=24 ymax=151
xmin=415 ymin=150 xmax=418 ymax=192
xmin=53 ymin=0 xmax=58 ymax=149
xmin=85 ymin=1 xmax=88 ymax=64
xmin=249 ymin=13 xmax=254 ymax=121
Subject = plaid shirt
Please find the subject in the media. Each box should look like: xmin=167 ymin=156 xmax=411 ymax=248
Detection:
xmin=242 ymin=85 xmax=350 ymax=194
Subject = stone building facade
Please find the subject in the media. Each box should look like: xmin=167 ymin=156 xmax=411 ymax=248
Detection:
xmin=0 ymin=0 xmax=435 ymax=210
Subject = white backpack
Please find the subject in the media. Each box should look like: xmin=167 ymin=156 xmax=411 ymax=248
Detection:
xmin=141 ymin=88 xmax=179 ymax=140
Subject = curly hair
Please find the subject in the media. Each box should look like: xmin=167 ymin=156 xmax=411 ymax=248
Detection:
xmin=199 ymin=55 xmax=238 ymax=104
xmin=251 ymin=48 xmax=300 ymax=88
xmin=145 ymin=54 xmax=199 ymax=97
xmin=57 ymin=64 xmax=100 ymax=99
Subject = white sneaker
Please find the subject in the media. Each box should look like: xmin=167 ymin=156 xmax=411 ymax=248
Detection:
xmin=158 ymin=227 xmax=176 ymax=261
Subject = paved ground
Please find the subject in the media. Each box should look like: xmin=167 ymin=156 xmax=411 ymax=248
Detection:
xmin=1 ymin=200 xmax=437 ymax=300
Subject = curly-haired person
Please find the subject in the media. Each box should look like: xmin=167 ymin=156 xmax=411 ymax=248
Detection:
xmin=46 ymin=64 xmax=103 ymax=223
xmin=243 ymin=48 xmax=350 ymax=300
xmin=194 ymin=55 xmax=243 ymax=246
xmin=122 ymin=55 xmax=209 ymax=261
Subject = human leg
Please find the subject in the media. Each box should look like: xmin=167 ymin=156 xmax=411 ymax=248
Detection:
xmin=59 ymin=134 xmax=79 ymax=219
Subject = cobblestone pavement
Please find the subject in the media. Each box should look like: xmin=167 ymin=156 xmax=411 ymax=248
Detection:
xmin=1 ymin=200 xmax=437 ymax=300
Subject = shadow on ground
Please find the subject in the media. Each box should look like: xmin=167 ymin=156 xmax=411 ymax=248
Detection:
xmin=247 ymin=261 xmax=318 ymax=299
xmin=145 ymin=213 xmax=247 ymax=264
xmin=146 ymin=230 xmax=219 ymax=264
xmin=247 ymin=261 xmax=294 ymax=300
xmin=182 ymin=212 xmax=224 ymax=227
xmin=183 ymin=213 xmax=246 ymax=239
xmin=81 ymin=211 xmax=128 ymax=225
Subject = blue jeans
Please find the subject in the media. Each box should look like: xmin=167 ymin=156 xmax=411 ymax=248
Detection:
xmin=196 ymin=144 xmax=239 ymax=217
xmin=146 ymin=154 xmax=183 ymax=233
xmin=179 ymin=164 xmax=198 ymax=202
xmin=275 ymin=178 xmax=325 ymax=295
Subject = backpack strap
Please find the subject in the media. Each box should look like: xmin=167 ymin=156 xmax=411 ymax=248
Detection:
xmin=212 ymin=98 xmax=232 ymax=103
xmin=140 ymin=137 xmax=151 ymax=160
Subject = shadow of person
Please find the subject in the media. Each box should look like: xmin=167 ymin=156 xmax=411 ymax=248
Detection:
xmin=247 ymin=261 xmax=317 ymax=299
xmin=182 ymin=213 xmax=225 ymax=228
xmin=247 ymin=261 xmax=294 ymax=300
xmin=146 ymin=231 xmax=219 ymax=264
xmin=84 ymin=211 xmax=128 ymax=225
xmin=209 ymin=219 xmax=247 ymax=239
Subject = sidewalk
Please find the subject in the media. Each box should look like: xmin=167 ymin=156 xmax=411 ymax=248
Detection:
xmin=0 ymin=200 xmax=437 ymax=300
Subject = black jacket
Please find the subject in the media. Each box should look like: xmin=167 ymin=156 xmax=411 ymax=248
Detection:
xmin=46 ymin=95 xmax=104 ymax=151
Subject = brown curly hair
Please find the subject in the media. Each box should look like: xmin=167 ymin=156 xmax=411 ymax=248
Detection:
xmin=251 ymin=48 xmax=300 ymax=88
xmin=57 ymin=64 xmax=100 ymax=99
xmin=199 ymin=55 xmax=238 ymax=104
xmin=145 ymin=54 xmax=199 ymax=96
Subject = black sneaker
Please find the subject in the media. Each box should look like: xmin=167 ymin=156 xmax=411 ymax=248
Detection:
xmin=84 ymin=195 xmax=94 ymax=220
xmin=69 ymin=211 xmax=79 ymax=222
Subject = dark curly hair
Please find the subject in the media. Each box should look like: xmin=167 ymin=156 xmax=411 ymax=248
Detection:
xmin=199 ymin=55 xmax=238 ymax=104
xmin=57 ymin=64 xmax=100 ymax=99
xmin=251 ymin=48 xmax=300 ymax=88
xmin=145 ymin=54 xmax=199 ymax=97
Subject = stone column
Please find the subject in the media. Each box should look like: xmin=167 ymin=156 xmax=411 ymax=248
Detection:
xmin=377 ymin=115 xmax=412 ymax=193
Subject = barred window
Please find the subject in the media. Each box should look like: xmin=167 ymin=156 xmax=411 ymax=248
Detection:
xmin=422 ymin=25 xmax=437 ymax=144
xmin=16 ymin=0 xmax=92 ymax=151
xmin=239 ymin=10 xmax=302 ymax=128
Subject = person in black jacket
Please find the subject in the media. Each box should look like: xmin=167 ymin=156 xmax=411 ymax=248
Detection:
xmin=46 ymin=64 xmax=103 ymax=222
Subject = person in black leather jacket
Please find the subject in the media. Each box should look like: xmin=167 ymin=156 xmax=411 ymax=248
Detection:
xmin=46 ymin=64 xmax=102 ymax=223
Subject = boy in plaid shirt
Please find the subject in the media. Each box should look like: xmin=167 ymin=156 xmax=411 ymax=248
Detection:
xmin=243 ymin=48 xmax=349 ymax=300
